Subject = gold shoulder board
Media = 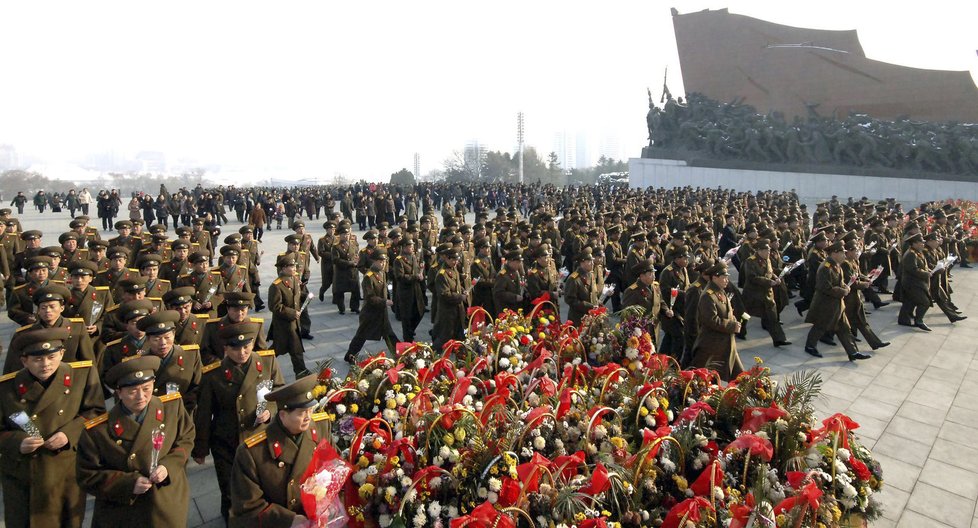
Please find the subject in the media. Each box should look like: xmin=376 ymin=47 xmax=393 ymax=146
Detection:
xmin=85 ymin=413 xmax=109 ymax=429
xmin=68 ymin=360 xmax=93 ymax=369
xmin=257 ymin=349 xmax=276 ymax=357
xmin=182 ymin=344 xmax=200 ymax=351
xmin=245 ymin=431 xmax=267 ymax=448
xmin=159 ymin=392 xmax=182 ymax=403
xmin=0 ymin=372 xmax=17 ymax=383
xmin=201 ymin=361 xmax=221 ymax=374
xmin=312 ymin=412 xmax=329 ymax=422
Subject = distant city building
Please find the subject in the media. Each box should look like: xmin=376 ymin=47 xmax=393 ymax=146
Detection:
xmin=464 ymin=140 xmax=487 ymax=179
xmin=598 ymin=133 xmax=622 ymax=162
xmin=0 ymin=144 xmax=18 ymax=170
xmin=134 ymin=151 xmax=167 ymax=173
xmin=575 ymin=133 xmax=589 ymax=170
xmin=551 ymin=130 xmax=577 ymax=170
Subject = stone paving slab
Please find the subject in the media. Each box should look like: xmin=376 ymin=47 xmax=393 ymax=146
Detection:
xmin=0 ymin=207 xmax=976 ymax=527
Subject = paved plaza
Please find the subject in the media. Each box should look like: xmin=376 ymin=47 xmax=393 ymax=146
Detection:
xmin=0 ymin=207 xmax=976 ymax=527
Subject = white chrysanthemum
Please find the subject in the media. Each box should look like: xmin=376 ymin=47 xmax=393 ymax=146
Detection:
xmin=379 ymin=514 xmax=393 ymax=527
xmin=501 ymin=345 xmax=514 ymax=356
xmin=533 ymin=436 xmax=546 ymax=450
xmin=755 ymin=431 xmax=769 ymax=440
xmin=487 ymin=491 xmax=498 ymax=504
xmin=477 ymin=487 xmax=488 ymax=499
xmin=353 ymin=471 xmax=367 ymax=485
xmin=413 ymin=510 xmax=426 ymax=528
xmin=416 ymin=359 xmax=426 ymax=370
xmin=633 ymin=328 xmax=643 ymax=337
xmin=499 ymin=358 xmax=511 ymax=369
xmin=448 ymin=506 xmax=459 ymax=518
xmin=593 ymin=425 xmax=608 ymax=440
xmin=335 ymin=404 xmax=347 ymax=415
xmin=488 ymin=477 xmax=502 ymax=492
xmin=372 ymin=369 xmax=384 ymax=378
xmin=395 ymin=393 xmax=407 ymax=406
xmin=467 ymin=385 xmax=478 ymax=396
xmin=401 ymin=476 xmax=413 ymax=487
xmin=428 ymin=502 xmax=442 ymax=518
xmin=429 ymin=476 xmax=442 ymax=489
xmin=836 ymin=448 xmax=852 ymax=461
xmin=626 ymin=348 xmax=639 ymax=360
xmin=433 ymin=456 xmax=444 ymax=466
xmin=358 ymin=380 xmax=370 ymax=391
xmin=439 ymin=446 xmax=452 ymax=459
xmin=462 ymin=394 xmax=473 ymax=407
xmin=475 ymin=401 xmax=484 ymax=412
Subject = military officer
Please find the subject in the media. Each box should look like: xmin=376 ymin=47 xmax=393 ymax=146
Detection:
xmin=565 ymin=248 xmax=599 ymax=325
xmin=99 ymin=276 xmax=163 ymax=345
xmin=239 ymin=225 xmax=266 ymax=312
xmin=803 ymin=242 xmax=871 ymax=361
xmin=658 ymin=246 xmax=691 ymax=358
xmin=163 ymin=286 xmax=210 ymax=346
xmin=4 ymin=283 xmax=96 ymax=374
xmin=41 ymin=246 xmax=68 ymax=282
xmin=741 ymin=240 xmax=791 ymax=347
xmin=214 ymin=245 xmax=251 ymax=317
xmin=200 ymin=291 xmax=268 ymax=365
xmin=898 ymin=233 xmax=934 ymax=330
xmin=108 ymin=220 xmax=142 ymax=255
xmin=137 ymin=310 xmax=203 ymax=413
xmin=344 ymin=247 xmax=399 ymax=362
xmin=94 ymin=246 xmax=136 ymax=301
xmin=469 ymin=237 xmax=496 ymax=316
xmin=76 ymin=355 xmax=195 ymax=526
xmin=177 ymin=250 xmax=225 ymax=318
xmin=191 ymin=217 xmax=214 ymax=264
xmin=64 ymin=260 xmax=113 ymax=344
xmin=8 ymin=256 xmax=61 ymax=326
xmin=160 ymin=239 xmax=191 ymax=284
xmin=493 ymin=246 xmax=525 ymax=315
xmin=99 ymin=299 xmax=154 ymax=386
xmin=194 ymin=322 xmax=284 ymax=523
xmin=135 ymin=253 xmax=171 ymax=299
xmin=86 ymin=239 xmax=110 ymax=272
xmin=331 ymin=225 xmax=361 ymax=315
xmin=228 ymin=374 xmax=331 ymax=528
xmin=622 ymin=258 xmax=662 ymax=325
xmin=392 ymin=237 xmax=426 ymax=343
xmin=842 ymin=241 xmax=890 ymax=350
xmin=268 ymin=255 xmax=308 ymax=377
xmin=316 ymin=221 xmax=335 ymax=302
xmin=526 ymin=244 xmax=559 ymax=309
xmin=431 ymin=247 xmax=467 ymax=352
xmin=689 ymin=262 xmax=743 ymax=381
xmin=0 ymin=327 xmax=105 ymax=528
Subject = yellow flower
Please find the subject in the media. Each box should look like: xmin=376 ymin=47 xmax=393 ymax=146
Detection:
xmin=659 ymin=397 xmax=669 ymax=411
xmin=539 ymin=332 xmax=546 ymax=340
xmin=389 ymin=456 xmax=400 ymax=466
xmin=753 ymin=356 xmax=763 ymax=364
xmin=454 ymin=428 xmax=466 ymax=442
xmin=489 ymin=466 xmax=499 ymax=475
xmin=672 ymin=475 xmax=688 ymax=491
xmin=386 ymin=399 xmax=397 ymax=409
xmin=350 ymin=404 xmax=359 ymax=413
xmin=640 ymin=407 xmax=650 ymax=417
xmin=358 ymin=483 xmax=375 ymax=499
xmin=393 ymin=384 xmax=401 ymax=392
xmin=357 ymin=456 xmax=370 ymax=468
xmin=407 ymin=393 xmax=416 ymax=401
xmin=610 ymin=437 xmax=626 ymax=449
xmin=442 ymin=434 xmax=455 ymax=447
xmin=601 ymin=510 xmax=612 ymax=517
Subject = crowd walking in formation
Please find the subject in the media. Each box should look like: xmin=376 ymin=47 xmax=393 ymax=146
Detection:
xmin=0 ymin=180 xmax=972 ymax=527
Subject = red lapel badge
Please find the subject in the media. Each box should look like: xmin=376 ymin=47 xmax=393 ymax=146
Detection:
xmin=16 ymin=383 xmax=27 ymax=396
xmin=311 ymin=428 xmax=318 ymax=443
xmin=191 ymin=321 xmax=197 ymax=330
xmin=92 ymin=291 xmax=97 ymax=301
xmin=113 ymin=420 xmax=123 ymax=437
xmin=64 ymin=374 xmax=72 ymax=388
xmin=284 ymin=280 xmax=291 ymax=288
xmin=177 ymin=355 xmax=184 ymax=367
xmin=272 ymin=441 xmax=282 ymax=459
xmin=256 ymin=361 xmax=263 ymax=373
xmin=156 ymin=408 xmax=163 ymax=422
xmin=224 ymin=369 xmax=232 ymax=381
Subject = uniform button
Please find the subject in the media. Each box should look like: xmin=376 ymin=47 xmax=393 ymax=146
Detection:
xmin=64 ymin=389 xmax=70 ymax=394
xmin=289 ymin=479 xmax=294 ymax=486
xmin=237 ymin=395 xmax=243 ymax=400
xmin=31 ymin=415 xmax=37 ymax=421
xmin=58 ymin=409 xmax=64 ymax=415
xmin=20 ymin=399 xmax=26 ymax=404
xmin=289 ymin=499 xmax=296 ymax=505
xmin=129 ymin=454 xmax=136 ymax=460
xmin=239 ymin=409 xmax=245 ymax=414
xmin=277 ymin=461 xmax=284 ymax=468
xmin=116 ymin=439 xmax=122 ymax=445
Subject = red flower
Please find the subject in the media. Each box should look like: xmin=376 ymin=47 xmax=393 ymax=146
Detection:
xmin=850 ymin=457 xmax=873 ymax=481
xmin=741 ymin=403 xmax=788 ymax=432
xmin=579 ymin=462 xmax=611 ymax=496
xmin=726 ymin=434 xmax=774 ymax=462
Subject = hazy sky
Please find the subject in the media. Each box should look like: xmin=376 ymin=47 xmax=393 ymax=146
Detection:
xmin=1 ymin=1 xmax=975 ymax=182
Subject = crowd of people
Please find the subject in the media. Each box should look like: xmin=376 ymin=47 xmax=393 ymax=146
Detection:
xmin=0 ymin=180 xmax=973 ymax=527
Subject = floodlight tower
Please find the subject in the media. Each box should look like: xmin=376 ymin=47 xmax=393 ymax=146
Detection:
xmin=517 ymin=112 xmax=525 ymax=184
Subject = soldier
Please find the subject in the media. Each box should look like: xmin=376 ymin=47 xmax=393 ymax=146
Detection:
xmin=194 ymin=322 xmax=284 ymax=523
xmin=659 ymin=246 xmax=691 ymax=358
xmin=228 ymin=374 xmax=330 ymax=527
xmin=803 ymin=242 xmax=870 ymax=361
xmin=41 ymin=246 xmax=68 ymax=282
xmin=177 ymin=250 xmax=225 ymax=318
xmin=0 ymin=327 xmax=105 ymax=528
xmin=431 ymin=247 xmax=467 ymax=352
xmin=160 ymin=239 xmax=191 ymax=284
xmin=214 ymin=245 xmax=251 ymax=318
xmin=137 ymin=310 xmax=202 ymax=413
xmin=64 ymin=260 xmax=113 ymax=345
xmin=494 ymin=246 xmax=526 ymax=314
xmin=623 ymin=230 xmax=648 ymax=287
xmin=864 ymin=217 xmax=893 ymax=294
xmin=923 ymin=232 xmax=967 ymax=324
xmin=200 ymin=291 xmax=268 ymax=365
xmin=526 ymin=244 xmax=559 ymax=308
xmin=316 ymin=221 xmax=335 ymax=302
xmin=344 ymin=247 xmax=399 ymax=362
xmin=87 ymin=239 xmax=110 ymax=272
xmin=794 ymin=231 xmax=828 ymax=316
xmin=99 ymin=299 xmax=154 ymax=385
xmin=842 ymin=241 xmax=890 ymax=350
xmin=331 ymin=225 xmax=361 ymax=315
xmin=689 ymin=262 xmax=743 ymax=381
xmin=59 ymin=231 xmax=87 ymax=264
xmin=898 ymin=233 xmax=933 ymax=331
xmin=11 ymin=229 xmax=44 ymax=284
xmin=108 ymin=220 xmax=142 ymax=255
xmin=268 ymin=254 xmax=309 ymax=377
xmin=191 ymin=217 xmax=214 ymax=264
xmin=469 ymin=238 xmax=496 ymax=316
xmin=681 ymin=259 xmax=715 ymax=367
xmin=94 ymin=246 xmax=137 ymax=301
xmin=239 ymin=225 xmax=266 ymax=312
xmin=565 ymin=248 xmax=599 ymax=325
xmin=135 ymin=253 xmax=171 ymax=299
xmin=283 ymin=235 xmax=313 ymax=339
xmin=163 ymin=286 xmax=209 ymax=346
xmin=622 ymin=258 xmax=662 ymax=331
xmin=100 ymin=277 xmax=163 ymax=344
xmin=8 ymin=256 xmax=61 ymax=326
xmin=392 ymin=237 xmax=425 ymax=343
xmin=76 ymin=355 xmax=195 ymax=526
xmin=605 ymin=226 xmax=627 ymax=312
xmin=4 ymin=283 xmax=96 ymax=374
xmin=741 ymin=240 xmax=791 ymax=347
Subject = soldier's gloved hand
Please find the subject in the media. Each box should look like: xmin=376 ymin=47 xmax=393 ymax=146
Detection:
xmin=150 ymin=465 xmax=168 ymax=484
xmin=20 ymin=436 xmax=44 ymax=454
xmin=44 ymin=432 xmax=69 ymax=450
xmin=133 ymin=476 xmax=153 ymax=495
